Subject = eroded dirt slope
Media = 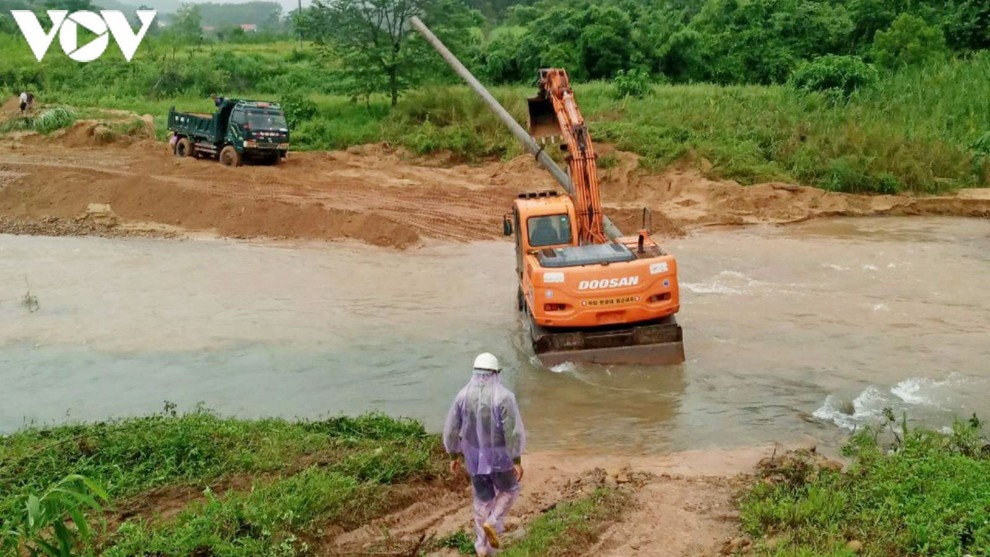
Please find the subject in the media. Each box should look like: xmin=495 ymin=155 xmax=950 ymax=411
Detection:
xmin=1 ymin=124 xmax=988 ymax=247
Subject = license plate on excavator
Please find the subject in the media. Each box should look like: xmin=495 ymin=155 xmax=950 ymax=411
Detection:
xmin=582 ymin=296 xmax=638 ymax=307
xmin=527 ymin=96 xmax=558 ymax=140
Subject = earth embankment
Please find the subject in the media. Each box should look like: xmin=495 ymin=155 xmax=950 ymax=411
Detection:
xmin=2 ymin=126 xmax=987 ymax=247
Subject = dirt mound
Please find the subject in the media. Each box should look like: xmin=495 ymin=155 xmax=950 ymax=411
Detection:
xmin=1 ymin=96 xmax=23 ymax=116
xmin=755 ymin=446 xmax=846 ymax=488
xmin=0 ymin=140 xmax=520 ymax=247
xmin=86 ymin=121 xmax=150 ymax=146
xmin=599 ymin=158 xmax=990 ymax=227
xmin=606 ymin=207 xmax=687 ymax=238
xmin=23 ymin=120 xmax=157 ymax=148
xmin=0 ymin=162 xmax=421 ymax=247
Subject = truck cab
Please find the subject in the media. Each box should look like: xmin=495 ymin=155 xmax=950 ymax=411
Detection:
xmin=223 ymin=100 xmax=290 ymax=162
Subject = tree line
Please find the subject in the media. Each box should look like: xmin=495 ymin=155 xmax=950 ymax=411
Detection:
xmin=294 ymin=0 xmax=989 ymax=105
xmin=0 ymin=0 xmax=987 ymax=108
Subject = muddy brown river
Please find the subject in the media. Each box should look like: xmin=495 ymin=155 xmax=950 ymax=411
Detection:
xmin=2 ymin=216 xmax=988 ymax=453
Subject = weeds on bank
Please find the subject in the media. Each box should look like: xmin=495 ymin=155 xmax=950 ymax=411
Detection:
xmin=1 ymin=474 xmax=108 ymax=557
xmin=0 ymin=404 xmax=449 ymax=556
xmin=740 ymin=410 xmax=990 ymax=556
xmin=0 ymin=106 xmax=76 ymax=135
xmin=499 ymin=486 xmax=630 ymax=557
xmin=435 ymin=530 xmax=476 ymax=554
xmin=427 ymin=484 xmax=629 ymax=556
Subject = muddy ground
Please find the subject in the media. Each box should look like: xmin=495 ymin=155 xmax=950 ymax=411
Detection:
xmin=1 ymin=119 xmax=988 ymax=248
xmin=317 ymin=444 xmax=841 ymax=556
xmin=105 ymin=443 xmax=806 ymax=556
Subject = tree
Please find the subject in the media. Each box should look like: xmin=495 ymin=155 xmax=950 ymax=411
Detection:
xmin=872 ymin=13 xmax=948 ymax=69
xmin=170 ymin=3 xmax=203 ymax=41
xmin=307 ymin=0 xmax=482 ymax=107
xmin=577 ymin=5 xmax=634 ymax=79
xmin=940 ymin=0 xmax=990 ymax=51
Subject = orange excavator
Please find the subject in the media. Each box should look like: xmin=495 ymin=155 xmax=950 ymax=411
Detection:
xmin=411 ymin=18 xmax=685 ymax=367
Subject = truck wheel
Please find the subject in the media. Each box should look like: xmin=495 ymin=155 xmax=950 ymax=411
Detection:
xmin=517 ymin=287 xmax=524 ymax=311
xmin=219 ymin=145 xmax=241 ymax=167
xmin=175 ymin=138 xmax=192 ymax=157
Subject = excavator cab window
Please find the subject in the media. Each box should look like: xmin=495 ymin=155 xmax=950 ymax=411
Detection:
xmin=527 ymin=214 xmax=571 ymax=247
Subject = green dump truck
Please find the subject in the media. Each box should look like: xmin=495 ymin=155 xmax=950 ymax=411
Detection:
xmin=167 ymin=99 xmax=290 ymax=167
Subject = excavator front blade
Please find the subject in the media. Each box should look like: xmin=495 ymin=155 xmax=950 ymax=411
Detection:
xmin=527 ymin=96 xmax=558 ymax=141
xmin=527 ymin=315 xmax=686 ymax=367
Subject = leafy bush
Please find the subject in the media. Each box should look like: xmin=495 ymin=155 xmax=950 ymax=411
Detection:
xmin=873 ymin=13 xmax=950 ymax=69
xmin=1 ymin=474 xmax=108 ymax=557
xmin=789 ymin=55 xmax=878 ymax=97
xmin=611 ymin=68 xmax=653 ymax=99
xmin=278 ymin=92 xmax=318 ymax=127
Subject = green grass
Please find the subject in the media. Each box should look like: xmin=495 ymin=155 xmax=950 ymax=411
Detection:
xmin=0 ymin=405 xmax=450 ymax=556
xmin=499 ymin=487 xmax=630 ymax=557
xmin=0 ymin=106 xmax=76 ymax=134
xmin=1 ymin=404 xmax=627 ymax=556
xmin=428 ymin=485 xmax=630 ymax=556
xmin=2 ymin=35 xmax=989 ymax=194
xmin=739 ymin=414 xmax=990 ymax=556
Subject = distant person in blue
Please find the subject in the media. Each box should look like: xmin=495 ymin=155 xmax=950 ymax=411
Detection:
xmin=443 ymin=352 xmax=526 ymax=556
xmin=212 ymin=94 xmax=224 ymax=107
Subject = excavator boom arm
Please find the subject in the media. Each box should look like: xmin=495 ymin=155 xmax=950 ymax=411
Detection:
xmin=408 ymin=16 xmax=685 ymax=368
xmin=530 ymin=69 xmax=607 ymax=245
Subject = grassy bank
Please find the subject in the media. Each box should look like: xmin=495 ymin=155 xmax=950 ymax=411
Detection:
xmin=740 ymin=413 xmax=990 ymax=556
xmin=3 ymin=38 xmax=990 ymax=195
xmin=0 ymin=405 xmax=452 ymax=556
xmin=0 ymin=405 xmax=633 ymax=556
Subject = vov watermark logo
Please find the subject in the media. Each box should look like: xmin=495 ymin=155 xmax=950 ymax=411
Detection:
xmin=10 ymin=10 xmax=156 ymax=63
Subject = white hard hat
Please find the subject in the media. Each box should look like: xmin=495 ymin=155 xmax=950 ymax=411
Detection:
xmin=473 ymin=352 xmax=500 ymax=372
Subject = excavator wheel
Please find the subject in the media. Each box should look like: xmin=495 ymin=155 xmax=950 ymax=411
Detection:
xmin=219 ymin=145 xmax=241 ymax=167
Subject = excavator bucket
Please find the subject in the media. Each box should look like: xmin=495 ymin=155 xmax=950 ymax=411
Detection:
xmin=527 ymin=95 xmax=558 ymax=141
xmin=527 ymin=315 xmax=685 ymax=367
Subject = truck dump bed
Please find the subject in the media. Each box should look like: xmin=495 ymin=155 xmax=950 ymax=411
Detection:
xmin=167 ymin=107 xmax=221 ymax=143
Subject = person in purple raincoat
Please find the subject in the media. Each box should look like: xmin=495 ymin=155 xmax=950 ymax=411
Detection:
xmin=443 ymin=352 xmax=526 ymax=556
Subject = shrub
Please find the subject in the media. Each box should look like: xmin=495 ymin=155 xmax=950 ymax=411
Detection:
xmin=789 ymin=55 xmax=877 ymax=97
xmin=873 ymin=13 xmax=950 ymax=69
xmin=612 ymin=68 xmax=653 ymax=99
xmin=278 ymin=93 xmax=318 ymax=128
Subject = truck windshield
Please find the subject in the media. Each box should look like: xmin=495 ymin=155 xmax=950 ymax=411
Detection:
xmin=246 ymin=111 xmax=287 ymax=130
xmin=528 ymin=214 xmax=571 ymax=247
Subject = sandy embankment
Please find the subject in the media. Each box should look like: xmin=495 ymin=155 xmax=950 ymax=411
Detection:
xmin=0 ymin=108 xmax=987 ymax=246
